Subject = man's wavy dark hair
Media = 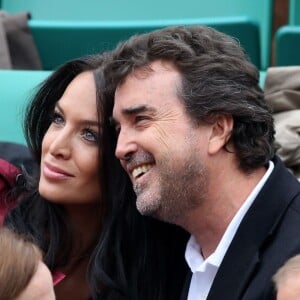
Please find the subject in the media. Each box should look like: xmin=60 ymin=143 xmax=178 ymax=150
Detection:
xmin=106 ymin=25 xmax=275 ymax=173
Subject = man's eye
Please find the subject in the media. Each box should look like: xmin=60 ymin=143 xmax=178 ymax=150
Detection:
xmin=135 ymin=115 xmax=149 ymax=123
xmin=82 ymin=129 xmax=99 ymax=143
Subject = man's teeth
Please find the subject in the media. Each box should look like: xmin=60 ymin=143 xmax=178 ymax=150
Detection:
xmin=132 ymin=164 xmax=152 ymax=179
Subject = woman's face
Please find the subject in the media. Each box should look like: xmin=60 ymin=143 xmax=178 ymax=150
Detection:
xmin=39 ymin=71 xmax=102 ymax=206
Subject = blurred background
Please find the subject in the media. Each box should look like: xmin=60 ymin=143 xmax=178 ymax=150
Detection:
xmin=0 ymin=0 xmax=297 ymax=145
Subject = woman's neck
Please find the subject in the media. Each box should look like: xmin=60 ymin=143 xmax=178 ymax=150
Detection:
xmin=65 ymin=203 xmax=102 ymax=258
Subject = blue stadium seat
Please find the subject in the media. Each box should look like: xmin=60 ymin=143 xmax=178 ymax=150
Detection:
xmin=289 ymin=0 xmax=300 ymax=25
xmin=275 ymin=25 xmax=300 ymax=66
xmin=259 ymin=71 xmax=266 ymax=88
xmin=2 ymin=0 xmax=274 ymax=70
xmin=28 ymin=17 xmax=260 ymax=70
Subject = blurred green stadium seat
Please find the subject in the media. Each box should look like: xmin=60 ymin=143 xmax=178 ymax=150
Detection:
xmin=275 ymin=0 xmax=300 ymax=66
xmin=275 ymin=26 xmax=300 ymax=66
xmin=0 ymin=70 xmax=51 ymax=144
xmin=289 ymin=0 xmax=300 ymax=24
xmin=28 ymin=17 xmax=260 ymax=70
xmin=2 ymin=0 xmax=273 ymax=70
xmin=259 ymin=71 xmax=266 ymax=88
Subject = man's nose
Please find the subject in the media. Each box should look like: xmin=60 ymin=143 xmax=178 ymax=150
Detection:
xmin=115 ymin=128 xmax=138 ymax=162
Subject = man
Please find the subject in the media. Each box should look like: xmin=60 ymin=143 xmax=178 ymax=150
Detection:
xmin=107 ymin=26 xmax=300 ymax=299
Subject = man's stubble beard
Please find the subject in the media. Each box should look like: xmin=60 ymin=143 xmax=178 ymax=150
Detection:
xmin=134 ymin=152 xmax=208 ymax=224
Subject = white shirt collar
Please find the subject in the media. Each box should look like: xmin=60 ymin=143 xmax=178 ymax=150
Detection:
xmin=185 ymin=161 xmax=274 ymax=272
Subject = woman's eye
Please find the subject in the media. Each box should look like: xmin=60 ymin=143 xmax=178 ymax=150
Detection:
xmin=51 ymin=112 xmax=64 ymax=125
xmin=82 ymin=129 xmax=99 ymax=143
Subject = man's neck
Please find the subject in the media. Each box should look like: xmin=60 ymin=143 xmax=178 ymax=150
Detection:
xmin=178 ymin=165 xmax=267 ymax=258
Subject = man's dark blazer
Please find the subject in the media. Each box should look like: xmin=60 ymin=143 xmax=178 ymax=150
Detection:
xmin=180 ymin=156 xmax=300 ymax=300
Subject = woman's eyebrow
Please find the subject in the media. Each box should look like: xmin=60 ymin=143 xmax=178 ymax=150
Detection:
xmin=79 ymin=120 xmax=100 ymax=127
xmin=55 ymin=102 xmax=64 ymax=113
xmin=55 ymin=102 xmax=99 ymax=127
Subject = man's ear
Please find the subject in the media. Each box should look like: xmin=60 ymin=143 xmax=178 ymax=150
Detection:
xmin=208 ymin=114 xmax=233 ymax=155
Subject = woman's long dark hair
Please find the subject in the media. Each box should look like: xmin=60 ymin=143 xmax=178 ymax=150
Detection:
xmin=5 ymin=54 xmax=188 ymax=299
xmin=5 ymin=54 xmax=107 ymax=270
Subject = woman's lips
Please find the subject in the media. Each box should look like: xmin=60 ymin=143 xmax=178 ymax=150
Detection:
xmin=43 ymin=162 xmax=74 ymax=180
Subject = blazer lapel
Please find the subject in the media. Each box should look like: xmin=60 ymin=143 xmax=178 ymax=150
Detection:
xmin=180 ymin=271 xmax=192 ymax=300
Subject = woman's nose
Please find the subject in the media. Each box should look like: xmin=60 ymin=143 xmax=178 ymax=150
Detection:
xmin=47 ymin=128 xmax=72 ymax=159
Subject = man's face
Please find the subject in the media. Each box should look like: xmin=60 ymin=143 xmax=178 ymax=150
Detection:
xmin=112 ymin=60 xmax=211 ymax=223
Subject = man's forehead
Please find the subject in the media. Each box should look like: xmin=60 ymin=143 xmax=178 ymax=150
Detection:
xmin=116 ymin=59 xmax=179 ymax=88
xmin=115 ymin=66 xmax=153 ymax=92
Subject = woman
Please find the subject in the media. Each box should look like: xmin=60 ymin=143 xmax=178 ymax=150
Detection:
xmin=2 ymin=54 xmax=188 ymax=299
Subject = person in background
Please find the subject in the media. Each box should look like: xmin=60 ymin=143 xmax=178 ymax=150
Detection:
xmin=273 ymin=254 xmax=300 ymax=300
xmin=0 ymin=227 xmax=55 ymax=300
xmin=0 ymin=141 xmax=37 ymax=174
xmin=1 ymin=54 xmax=187 ymax=300
xmin=106 ymin=25 xmax=300 ymax=300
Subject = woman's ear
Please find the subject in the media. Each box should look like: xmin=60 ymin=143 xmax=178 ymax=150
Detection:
xmin=208 ymin=114 xmax=233 ymax=155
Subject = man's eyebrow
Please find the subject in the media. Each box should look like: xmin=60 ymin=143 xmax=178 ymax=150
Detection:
xmin=122 ymin=105 xmax=155 ymax=115
xmin=110 ymin=105 xmax=156 ymax=126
